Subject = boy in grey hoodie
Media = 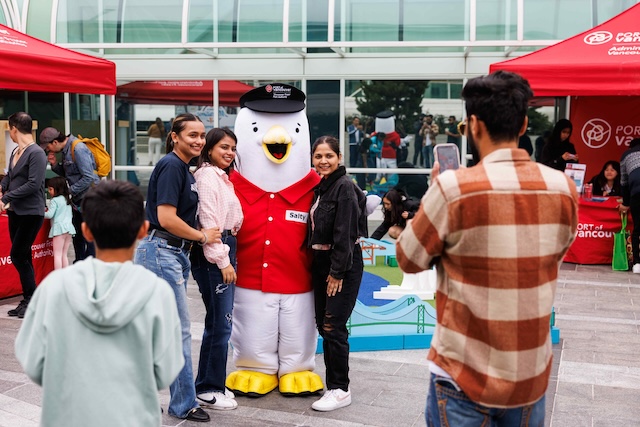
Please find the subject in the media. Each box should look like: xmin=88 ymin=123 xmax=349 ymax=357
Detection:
xmin=15 ymin=180 xmax=184 ymax=427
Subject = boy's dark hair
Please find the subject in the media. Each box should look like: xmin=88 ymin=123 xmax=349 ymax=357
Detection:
xmin=461 ymin=70 xmax=533 ymax=143
xmin=8 ymin=112 xmax=33 ymax=135
xmin=81 ymin=180 xmax=144 ymax=249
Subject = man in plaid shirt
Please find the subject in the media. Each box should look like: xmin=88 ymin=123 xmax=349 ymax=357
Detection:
xmin=396 ymin=71 xmax=578 ymax=426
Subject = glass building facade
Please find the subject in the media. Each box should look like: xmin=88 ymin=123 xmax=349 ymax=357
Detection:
xmin=1 ymin=0 xmax=637 ymax=186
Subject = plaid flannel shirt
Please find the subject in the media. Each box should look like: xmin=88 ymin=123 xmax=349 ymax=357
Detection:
xmin=397 ymin=148 xmax=578 ymax=408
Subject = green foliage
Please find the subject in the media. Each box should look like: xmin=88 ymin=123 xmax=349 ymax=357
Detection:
xmin=527 ymin=108 xmax=553 ymax=135
xmin=355 ymin=81 xmax=429 ymax=135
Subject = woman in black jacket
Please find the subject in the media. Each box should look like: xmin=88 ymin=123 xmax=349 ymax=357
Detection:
xmin=371 ymin=188 xmax=420 ymax=240
xmin=541 ymin=119 xmax=579 ymax=171
xmin=308 ymin=135 xmax=367 ymax=412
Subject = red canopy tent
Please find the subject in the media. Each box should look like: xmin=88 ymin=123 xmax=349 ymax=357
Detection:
xmin=117 ymin=80 xmax=255 ymax=106
xmin=0 ymin=23 xmax=115 ymax=95
xmin=490 ymin=3 xmax=640 ymax=96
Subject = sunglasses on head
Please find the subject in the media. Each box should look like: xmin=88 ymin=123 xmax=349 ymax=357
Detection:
xmin=457 ymin=121 xmax=466 ymax=135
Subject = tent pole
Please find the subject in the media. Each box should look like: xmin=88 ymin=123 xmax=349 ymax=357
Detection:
xmin=64 ymin=93 xmax=71 ymax=135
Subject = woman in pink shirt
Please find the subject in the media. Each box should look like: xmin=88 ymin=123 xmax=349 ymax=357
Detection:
xmin=190 ymin=127 xmax=244 ymax=411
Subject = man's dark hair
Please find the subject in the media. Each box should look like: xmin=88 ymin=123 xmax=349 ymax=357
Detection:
xmin=81 ymin=180 xmax=144 ymax=249
xmin=8 ymin=112 xmax=33 ymax=135
xmin=461 ymin=71 xmax=533 ymax=143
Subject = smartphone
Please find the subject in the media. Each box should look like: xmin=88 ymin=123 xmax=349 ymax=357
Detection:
xmin=433 ymin=143 xmax=460 ymax=172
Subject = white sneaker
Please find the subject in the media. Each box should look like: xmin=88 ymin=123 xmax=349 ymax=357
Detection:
xmin=633 ymin=264 xmax=640 ymax=274
xmin=197 ymin=391 xmax=238 ymax=410
xmin=311 ymin=388 xmax=351 ymax=411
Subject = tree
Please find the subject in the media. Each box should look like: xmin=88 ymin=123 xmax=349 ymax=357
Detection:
xmin=527 ymin=107 xmax=553 ymax=135
xmin=355 ymin=81 xmax=429 ymax=135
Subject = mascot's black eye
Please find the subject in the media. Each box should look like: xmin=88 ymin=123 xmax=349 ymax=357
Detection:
xmin=295 ymin=128 xmax=300 ymax=133
xmin=253 ymin=127 xmax=258 ymax=132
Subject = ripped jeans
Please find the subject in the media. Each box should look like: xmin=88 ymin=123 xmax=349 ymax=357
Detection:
xmin=312 ymin=246 xmax=363 ymax=392
xmin=190 ymin=235 xmax=237 ymax=395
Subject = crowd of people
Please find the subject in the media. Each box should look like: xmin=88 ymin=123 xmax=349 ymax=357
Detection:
xmin=3 ymin=70 xmax=629 ymax=426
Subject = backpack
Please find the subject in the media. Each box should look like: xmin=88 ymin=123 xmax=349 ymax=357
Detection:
xmin=71 ymin=135 xmax=112 ymax=178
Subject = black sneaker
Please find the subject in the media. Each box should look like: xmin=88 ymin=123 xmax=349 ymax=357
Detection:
xmin=8 ymin=300 xmax=27 ymax=317
xmin=185 ymin=407 xmax=210 ymax=422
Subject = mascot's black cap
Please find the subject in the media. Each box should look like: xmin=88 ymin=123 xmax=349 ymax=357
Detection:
xmin=376 ymin=110 xmax=395 ymax=119
xmin=239 ymin=83 xmax=306 ymax=113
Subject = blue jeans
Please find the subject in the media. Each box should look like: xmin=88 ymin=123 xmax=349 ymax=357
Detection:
xmin=422 ymin=145 xmax=434 ymax=168
xmin=190 ymin=235 xmax=236 ymax=394
xmin=426 ymin=373 xmax=545 ymax=427
xmin=135 ymin=235 xmax=198 ymax=418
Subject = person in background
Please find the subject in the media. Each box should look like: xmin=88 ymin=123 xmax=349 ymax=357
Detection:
xmin=420 ymin=115 xmax=438 ymax=168
xmin=147 ymin=117 xmax=166 ymax=166
xmin=619 ymin=139 xmax=640 ymax=274
xmin=0 ymin=112 xmax=47 ymax=319
xmin=347 ymin=116 xmax=364 ymax=168
xmin=518 ymin=129 xmax=534 ymax=156
xmin=397 ymin=71 xmax=578 ymax=426
xmin=44 ymin=177 xmax=76 ymax=270
xmin=370 ymin=188 xmax=420 ymax=240
xmin=190 ymin=128 xmax=243 ymax=411
xmin=541 ymin=119 xmax=578 ymax=171
xmin=134 ymin=113 xmax=221 ymax=423
xmin=40 ymin=126 xmax=100 ymax=262
xmin=15 ymin=180 xmax=184 ymax=427
xmin=394 ymin=161 xmax=428 ymax=200
xmin=589 ymin=160 xmax=621 ymax=197
xmin=308 ymin=135 xmax=367 ymax=412
xmin=412 ymin=113 xmax=425 ymax=167
xmin=535 ymin=130 xmax=551 ymax=162
xmin=444 ymin=115 xmax=461 ymax=151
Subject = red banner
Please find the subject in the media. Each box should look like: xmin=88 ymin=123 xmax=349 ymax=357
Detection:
xmin=0 ymin=215 xmax=54 ymax=299
xmin=564 ymin=197 xmax=631 ymax=265
xmin=569 ymin=96 xmax=640 ymax=180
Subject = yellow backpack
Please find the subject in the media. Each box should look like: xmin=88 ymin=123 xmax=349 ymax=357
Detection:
xmin=70 ymin=135 xmax=112 ymax=178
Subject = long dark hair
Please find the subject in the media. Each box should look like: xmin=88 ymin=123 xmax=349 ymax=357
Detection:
xmin=165 ymin=113 xmax=202 ymax=154
xmin=197 ymin=127 xmax=238 ymax=173
xmin=591 ymin=160 xmax=621 ymax=195
xmin=47 ymin=176 xmax=72 ymax=205
xmin=550 ymin=119 xmax=573 ymax=145
xmin=382 ymin=189 xmax=406 ymax=225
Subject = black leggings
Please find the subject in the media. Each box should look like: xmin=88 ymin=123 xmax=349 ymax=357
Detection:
xmin=7 ymin=211 xmax=43 ymax=301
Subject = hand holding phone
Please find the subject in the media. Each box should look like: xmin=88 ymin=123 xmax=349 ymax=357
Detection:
xmin=434 ymin=143 xmax=460 ymax=172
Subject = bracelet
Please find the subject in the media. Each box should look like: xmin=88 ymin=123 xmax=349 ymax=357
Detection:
xmin=198 ymin=230 xmax=208 ymax=246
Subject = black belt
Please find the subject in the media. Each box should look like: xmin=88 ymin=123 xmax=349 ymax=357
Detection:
xmin=149 ymin=229 xmax=194 ymax=251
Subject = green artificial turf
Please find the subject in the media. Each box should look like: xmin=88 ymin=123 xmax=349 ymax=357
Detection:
xmin=363 ymin=257 xmax=404 ymax=286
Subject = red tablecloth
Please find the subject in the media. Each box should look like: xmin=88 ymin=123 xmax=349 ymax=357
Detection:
xmin=0 ymin=215 xmax=54 ymax=299
xmin=564 ymin=197 xmax=632 ymax=265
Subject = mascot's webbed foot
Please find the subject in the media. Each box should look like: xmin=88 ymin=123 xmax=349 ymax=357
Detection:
xmin=279 ymin=371 xmax=324 ymax=396
xmin=226 ymin=370 xmax=278 ymax=397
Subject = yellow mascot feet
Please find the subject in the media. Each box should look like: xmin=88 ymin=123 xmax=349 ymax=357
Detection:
xmin=226 ymin=370 xmax=278 ymax=397
xmin=279 ymin=371 xmax=324 ymax=396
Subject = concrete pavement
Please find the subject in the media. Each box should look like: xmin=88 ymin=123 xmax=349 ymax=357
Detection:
xmin=2 ymin=262 xmax=640 ymax=426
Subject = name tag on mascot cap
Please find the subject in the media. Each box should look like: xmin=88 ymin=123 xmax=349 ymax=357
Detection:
xmin=234 ymin=83 xmax=312 ymax=194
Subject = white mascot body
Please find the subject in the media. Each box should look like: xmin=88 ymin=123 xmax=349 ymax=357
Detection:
xmin=227 ymin=83 xmax=323 ymax=396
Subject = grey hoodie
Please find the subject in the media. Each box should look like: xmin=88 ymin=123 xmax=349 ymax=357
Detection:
xmin=15 ymin=258 xmax=183 ymax=427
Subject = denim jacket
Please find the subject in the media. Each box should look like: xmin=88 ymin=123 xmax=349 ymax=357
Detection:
xmin=308 ymin=166 xmax=368 ymax=279
xmin=51 ymin=135 xmax=100 ymax=206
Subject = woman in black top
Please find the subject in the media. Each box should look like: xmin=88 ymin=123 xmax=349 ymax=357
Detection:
xmin=308 ymin=135 xmax=367 ymax=412
xmin=371 ymin=189 xmax=420 ymax=240
xmin=541 ymin=119 xmax=579 ymax=171
xmin=589 ymin=160 xmax=621 ymax=197
xmin=0 ymin=112 xmax=47 ymax=318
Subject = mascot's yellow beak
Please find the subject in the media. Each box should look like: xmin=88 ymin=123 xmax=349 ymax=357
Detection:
xmin=262 ymin=125 xmax=292 ymax=164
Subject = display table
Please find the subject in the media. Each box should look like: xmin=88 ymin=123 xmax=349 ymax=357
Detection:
xmin=564 ymin=197 xmax=631 ymax=265
xmin=0 ymin=215 xmax=54 ymax=299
